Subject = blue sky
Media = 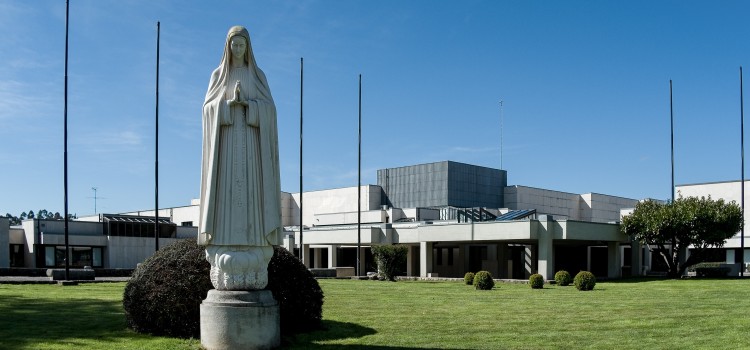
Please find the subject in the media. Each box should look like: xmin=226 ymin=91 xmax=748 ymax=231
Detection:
xmin=1 ymin=0 xmax=749 ymax=217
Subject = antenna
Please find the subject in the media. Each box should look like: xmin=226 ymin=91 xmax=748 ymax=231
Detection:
xmin=91 ymin=187 xmax=98 ymax=214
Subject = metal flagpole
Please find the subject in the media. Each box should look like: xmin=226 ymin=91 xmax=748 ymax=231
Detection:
xmin=357 ymin=74 xmax=362 ymax=276
xmin=741 ymin=66 xmax=745 ymax=276
xmin=299 ymin=57 xmax=304 ymax=261
xmin=670 ymin=80 xmax=675 ymax=202
xmin=155 ymin=21 xmax=160 ymax=251
xmin=63 ymin=0 xmax=70 ymax=280
xmin=500 ymin=100 xmax=504 ymax=170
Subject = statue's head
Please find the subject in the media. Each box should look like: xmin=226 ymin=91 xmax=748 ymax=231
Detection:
xmin=226 ymin=26 xmax=252 ymax=66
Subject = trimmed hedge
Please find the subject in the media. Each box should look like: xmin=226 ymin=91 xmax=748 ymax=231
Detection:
xmin=464 ymin=272 xmax=475 ymax=285
xmin=554 ymin=270 xmax=572 ymax=286
xmin=574 ymin=271 xmax=596 ymax=291
xmin=267 ymin=246 xmax=324 ymax=334
xmin=123 ymin=240 xmax=323 ymax=338
xmin=529 ymin=274 xmax=544 ymax=289
xmin=473 ymin=270 xmax=495 ymax=290
xmin=123 ymin=239 xmax=211 ymax=338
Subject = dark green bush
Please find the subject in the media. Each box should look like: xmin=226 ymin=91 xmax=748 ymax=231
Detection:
xmin=554 ymin=270 xmax=572 ymax=286
xmin=371 ymin=244 xmax=408 ymax=281
xmin=123 ymin=239 xmax=212 ymax=338
xmin=694 ymin=266 xmax=731 ymax=277
xmin=464 ymin=272 xmax=475 ymax=285
xmin=266 ymin=246 xmax=324 ymax=334
xmin=473 ymin=270 xmax=495 ymax=290
xmin=574 ymin=271 xmax=596 ymax=291
xmin=123 ymin=240 xmax=323 ymax=338
xmin=529 ymin=273 xmax=544 ymax=289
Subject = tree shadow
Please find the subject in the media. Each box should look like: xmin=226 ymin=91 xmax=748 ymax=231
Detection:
xmin=0 ymin=293 xmax=153 ymax=349
xmin=282 ymin=320 xmax=472 ymax=349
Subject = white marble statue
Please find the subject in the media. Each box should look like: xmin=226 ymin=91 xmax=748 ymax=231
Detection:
xmin=199 ymin=26 xmax=281 ymax=291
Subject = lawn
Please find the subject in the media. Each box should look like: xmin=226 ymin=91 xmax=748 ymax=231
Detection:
xmin=1 ymin=278 xmax=749 ymax=349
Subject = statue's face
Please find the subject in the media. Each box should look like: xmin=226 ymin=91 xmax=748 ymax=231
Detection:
xmin=230 ymin=36 xmax=247 ymax=63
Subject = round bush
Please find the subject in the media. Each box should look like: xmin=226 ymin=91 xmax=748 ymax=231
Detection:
xmin=266 ymin=246 xmax=324 ymax=334
xmin=554 ymin=270 xmax=572 ymax=286
xmin=464 ymin=272 xmax=475 ymax=285
xmin=123 ymin=240 xmax=323 ymax=338
xmin=473 ymin=270 xmax=495 ymax=290
xmin=123 ymin=239 xmax=212 ymax=338
xmin=529 ymin=273 xmax=544 ymax=289
xmin=574 ymin=271 xmax=596 ymax=291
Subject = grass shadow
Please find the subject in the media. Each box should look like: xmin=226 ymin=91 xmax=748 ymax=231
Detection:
xmin=0 ymin=293 xmax=147 ymax=349
xmin=283 ymin=319 xmax=473 ymax=349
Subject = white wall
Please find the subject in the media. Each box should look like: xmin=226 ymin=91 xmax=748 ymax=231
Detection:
xmin=505 ymin=186 xmax=636 ymax=223
xmin=106 ymin=236 xmax=181 ymax=268
xmin=289 ymin=185 xmax=383 ymax=228
xmin=677 ymin=181 xmax=749 ymax=249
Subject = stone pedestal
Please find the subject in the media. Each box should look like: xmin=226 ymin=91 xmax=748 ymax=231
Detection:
xmin=200 ymin=290 xmax=280 ymax=350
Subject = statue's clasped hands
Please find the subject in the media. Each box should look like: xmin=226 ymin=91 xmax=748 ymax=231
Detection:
xmin=229 ymin=80 xmax=249 ymax=107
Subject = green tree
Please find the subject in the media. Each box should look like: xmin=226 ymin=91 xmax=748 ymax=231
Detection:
xmin=621 ymin=196 xmax=743 ymax=278
xmin=371 ymin=245 xmax=408 ymax=281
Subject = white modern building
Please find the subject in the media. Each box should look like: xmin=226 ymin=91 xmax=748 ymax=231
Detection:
xmin=3 ymin=161 xmax=646 ymax=280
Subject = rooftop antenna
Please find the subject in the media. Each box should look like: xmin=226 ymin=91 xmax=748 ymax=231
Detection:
xmin=91 ymin=187 xmax=98 ymax=214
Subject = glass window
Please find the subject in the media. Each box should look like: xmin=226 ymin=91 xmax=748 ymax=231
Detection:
xmin=45 ymin=246 xmax=55 ymax=266
xmin=93 ymin=247 xmax=102 ymax=267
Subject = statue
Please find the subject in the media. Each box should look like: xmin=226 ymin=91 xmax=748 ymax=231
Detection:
xmin=199 ymin=25 xmax=281 ymax=291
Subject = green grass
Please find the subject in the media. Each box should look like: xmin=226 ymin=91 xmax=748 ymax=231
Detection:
xmin=2 ymin=279 xmax=749 ymax=349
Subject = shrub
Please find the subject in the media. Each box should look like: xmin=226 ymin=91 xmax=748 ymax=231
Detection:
xmin=464 ymin=272 xmax=475 ymax=285
xmin=123 ymin=240 xmax=323 ymax=338
xmin=266 ymin=246 xmax=324 ymax=334
xmin=554 ymin=270 xmax=572 ymax=286
xmin=123 ymin=239 xmax=212 ymax=338
xmin=529 ymin=274 xmax=544 ymax=289
xmin=473 ymin=270 xmax=495 ymax=290
xmin=694 ymin=266 xmax=731 ymax=277
xmin=574 ymin=271 xmax=596 ymax=291
xmin=371 ymin=245 xmax=408 ymax=281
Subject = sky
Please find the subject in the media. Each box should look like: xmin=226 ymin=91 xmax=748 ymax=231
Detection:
xmin=1 ymin=0 xmax=749 ymax=217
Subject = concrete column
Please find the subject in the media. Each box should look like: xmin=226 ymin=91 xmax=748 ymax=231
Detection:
xmin=282 ymin=234 xmax=294 ymax=253
xmin=419 ymin=241 xmax=433 ymax=277
xmin=524 ymin=245 xmax=536 ymax=278
xmin=537 ymin=218 xmax=555 ymax=280
xmin=302 ymin=244 xmax=311 ymax=268
xmin=328 ymin=245 xmax=338 ymax=268
xmin=313 ymin=248 xmax=322 ymax=268
xmin=630 ymin=240 xmax=643 ymax=276
xmin=607 ymin=241 xmax=621 ymax=278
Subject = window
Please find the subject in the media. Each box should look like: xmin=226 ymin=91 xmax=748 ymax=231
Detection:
xmin=41 ymin=245 xmax=104 ymax=268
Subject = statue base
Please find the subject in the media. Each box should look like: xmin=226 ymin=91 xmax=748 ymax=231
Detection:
xmin=200 ymin=289 xmax=280 ymax=350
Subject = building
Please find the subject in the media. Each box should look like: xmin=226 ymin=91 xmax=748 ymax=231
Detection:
xmin=3 ymin=160 xmax=642 ymax=280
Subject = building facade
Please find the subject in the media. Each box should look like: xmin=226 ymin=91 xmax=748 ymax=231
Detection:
xmin=3 ymin=161 xmax=643 ymax=280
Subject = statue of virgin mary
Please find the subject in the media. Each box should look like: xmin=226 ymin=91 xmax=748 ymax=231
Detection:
xmin=198 ymin=26 xmax=281 ymax=290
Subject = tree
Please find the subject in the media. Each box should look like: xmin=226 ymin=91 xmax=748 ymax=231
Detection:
xmin=621 ymin=196 xmax=743 ymax=278
xmin=371 ymin=244 xmax=408 ymax=281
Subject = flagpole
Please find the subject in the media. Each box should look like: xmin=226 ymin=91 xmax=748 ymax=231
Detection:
xmin=154 ymin=21 xmax=160 ymax=251
xmin=63 ymin=0 xmax=70 ymax=280
xmin=357 ymin=74 xmax=362 ymax=277
xmin=670 ymin=80 xmax=675 ymax=202
xmin=741 ymin=66 xmax=745 ymax=276
xmin=299 ymin=57 xmax=304 ymax=262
